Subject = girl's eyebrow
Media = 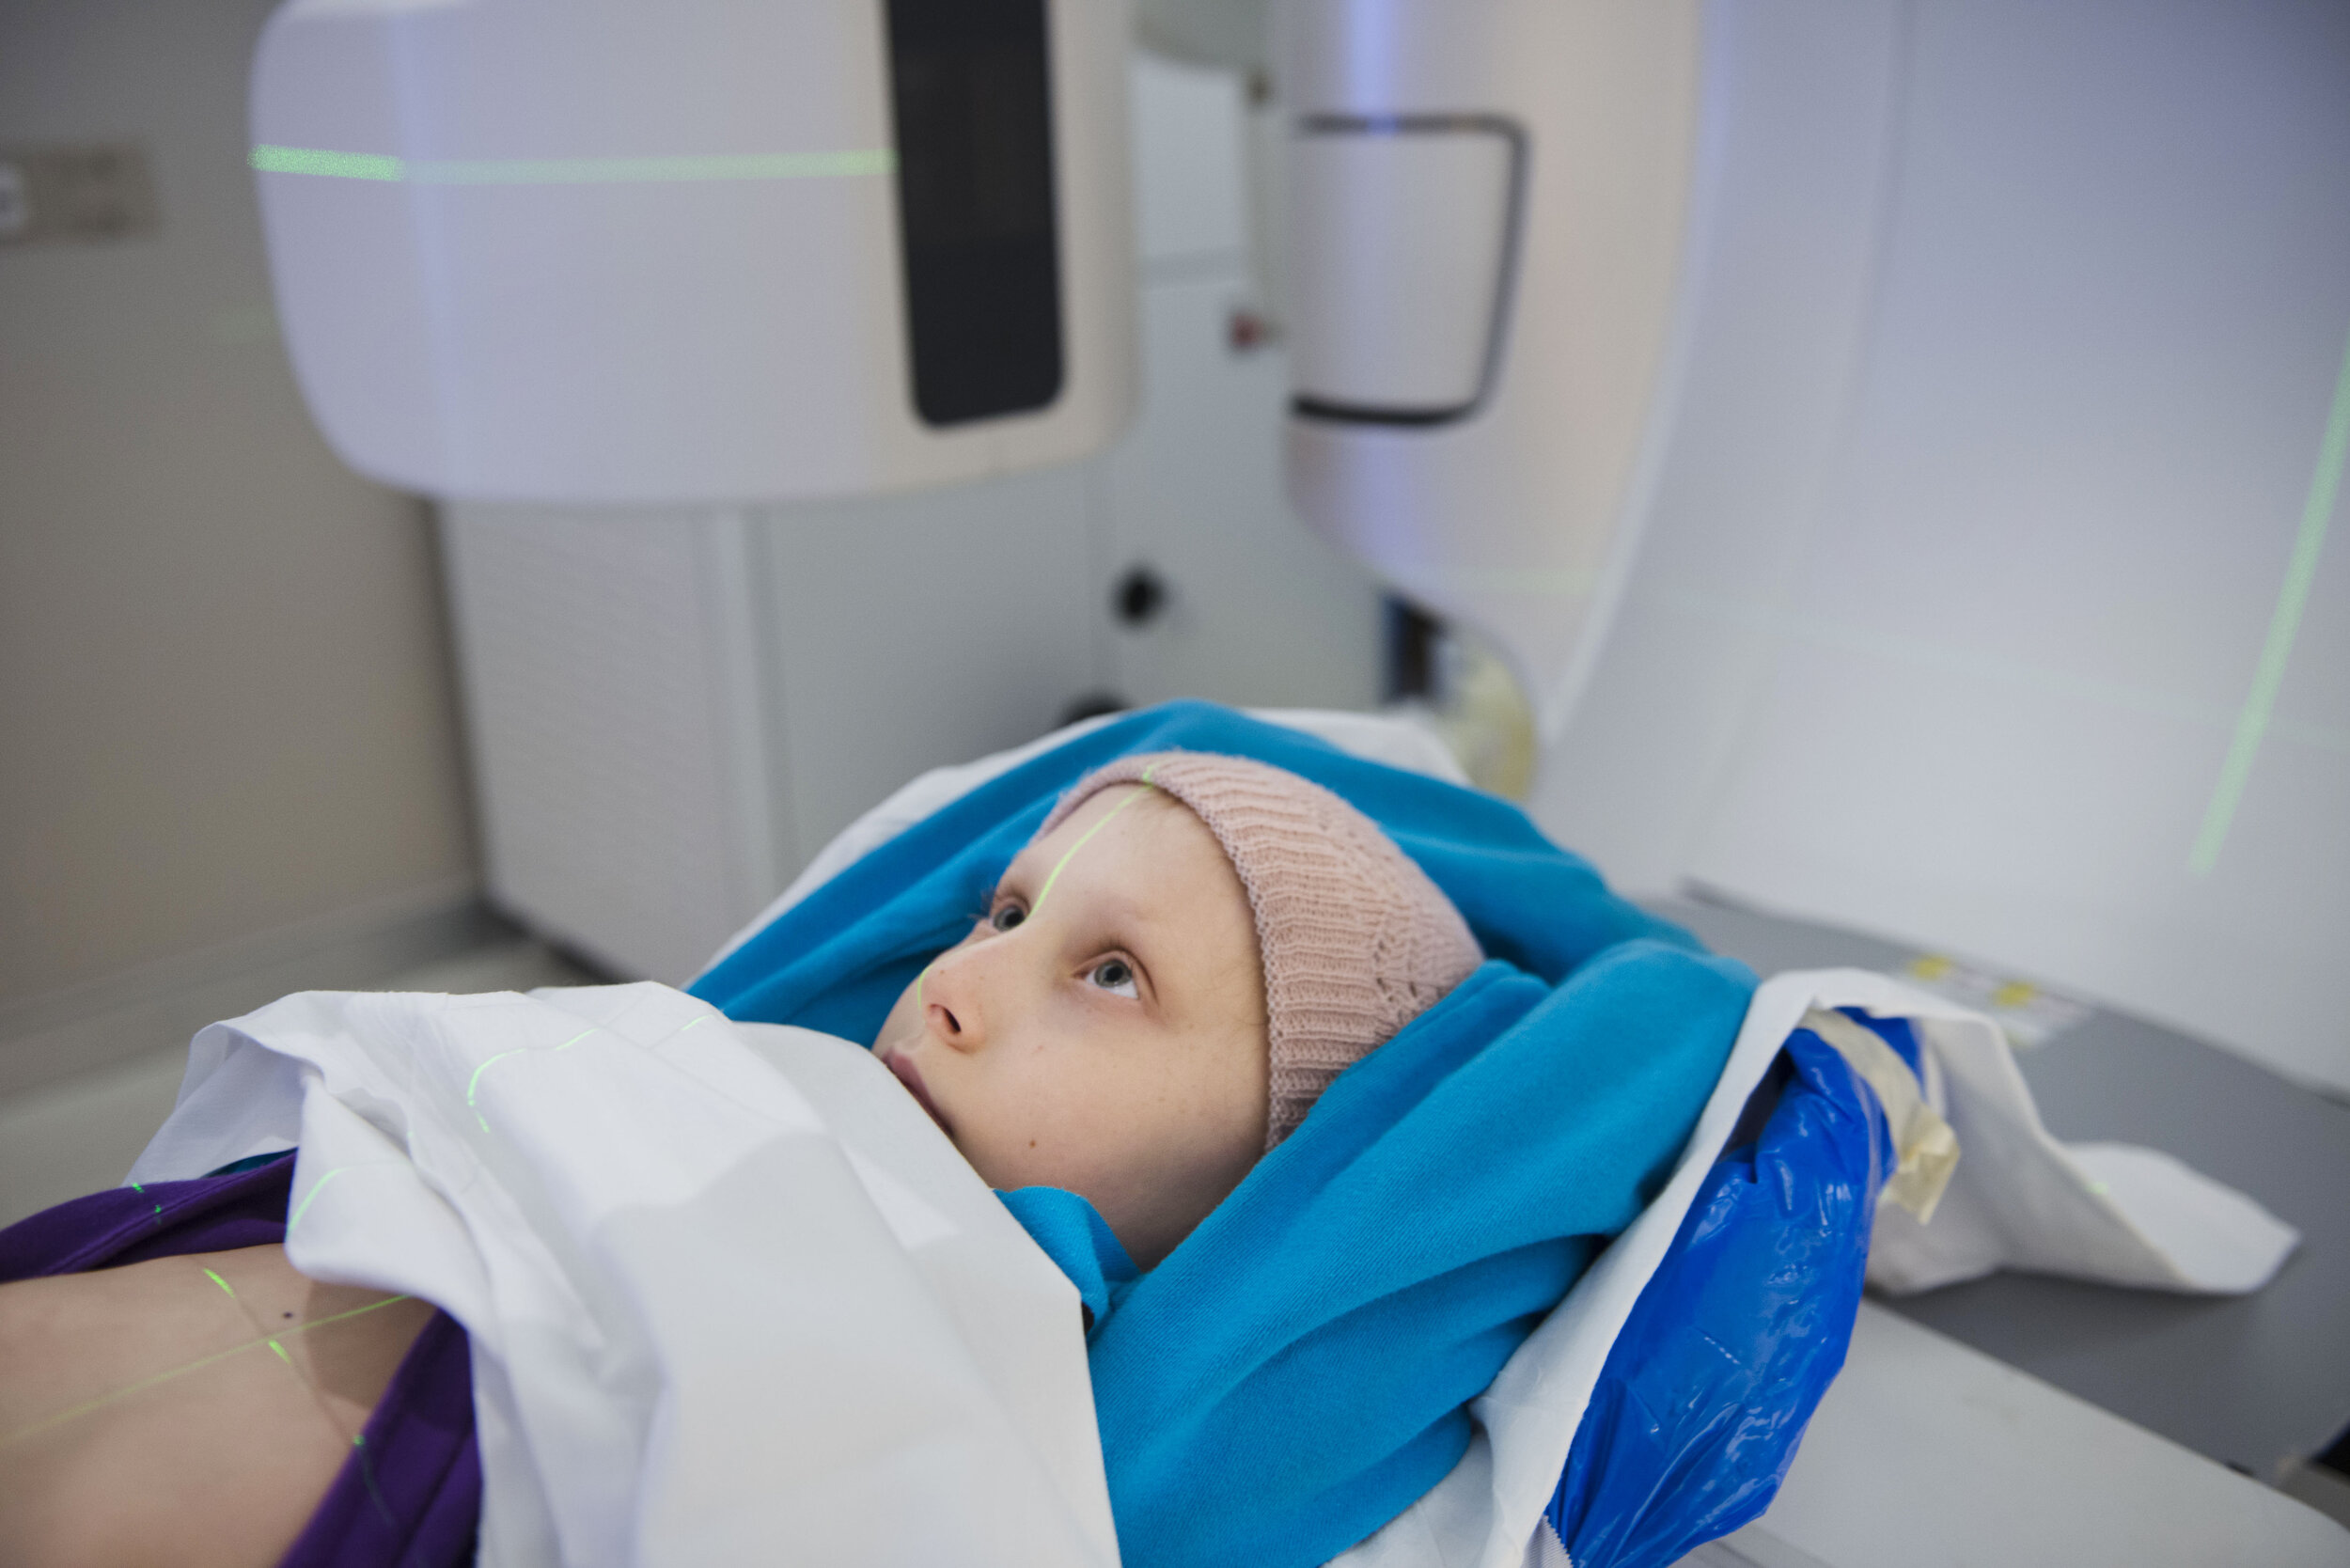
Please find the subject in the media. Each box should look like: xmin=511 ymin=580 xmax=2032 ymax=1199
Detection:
xmin=1000 ymin=840 xmax=1057 ymax=886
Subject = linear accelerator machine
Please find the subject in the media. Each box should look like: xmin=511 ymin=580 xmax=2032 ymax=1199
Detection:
xmin=248 ymin=0 xmax=2350 ymax=1561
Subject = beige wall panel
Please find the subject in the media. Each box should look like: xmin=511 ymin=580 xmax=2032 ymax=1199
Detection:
xmin=0 ymin=0 xmax=477 ymax=1009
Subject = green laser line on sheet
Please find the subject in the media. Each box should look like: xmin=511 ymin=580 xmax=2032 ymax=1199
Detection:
xmin=2188 ymin=323 xmax=2350 ymax=876
xmin=249 ymin=146 xmax=894 ymax=185
xmin=202 ymin=1267 xmax=236 ymax=1300
xmin=463 ymin=1048 xmax=527 ymax=1106
xmin=463 ymin=1026 xmax=597 ymax=1131
xmin=286 ymin=1167 xmax=349 ymax=1235
xmin=0 ymin=1294 xmax=415 ymax=1447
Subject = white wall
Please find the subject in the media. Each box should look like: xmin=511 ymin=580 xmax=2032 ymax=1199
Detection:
xmin=1538 ymin=0 xmax=2350 ymax=1093
xmin=0 ymin=2 xmax=478 ymax=1068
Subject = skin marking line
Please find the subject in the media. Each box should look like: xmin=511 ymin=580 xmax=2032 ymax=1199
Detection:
xmin=201 ymin=1258 xmax=330 ymax=1427
xmin=197 ymin=1248 xmax=384 ymax=1454
xmin=0 ymin=1293 xmax=415 ymax=1447
xmin=2188 ymin=322 xmax=2350 ymax=875
xmin=249 ymin=146 xmax=895 ymax=185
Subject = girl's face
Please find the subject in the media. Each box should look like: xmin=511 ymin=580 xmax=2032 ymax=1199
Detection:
xmin=871 ymin=787 xmax=1269 ymax=1269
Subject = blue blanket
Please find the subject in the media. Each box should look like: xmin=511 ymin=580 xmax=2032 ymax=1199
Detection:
xmin=693 ymin=702 xmax=1753 ymax=1568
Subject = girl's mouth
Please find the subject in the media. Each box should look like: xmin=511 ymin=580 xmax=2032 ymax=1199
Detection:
xmin=882 ymin=1049 xmax=952 ymax=1137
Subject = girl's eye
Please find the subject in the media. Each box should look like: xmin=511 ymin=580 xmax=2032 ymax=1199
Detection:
xmin=989 ymin=903 xmax=1026 ymax=933
xmin=1089 ymin=958 xmax=1139 ymax=999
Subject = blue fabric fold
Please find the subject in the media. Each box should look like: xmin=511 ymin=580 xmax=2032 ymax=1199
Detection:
xmin=691 ymin=701 xmax=1753 ymax=1568
xmin=997 ymin=1184 xmax=1141 ymax=1329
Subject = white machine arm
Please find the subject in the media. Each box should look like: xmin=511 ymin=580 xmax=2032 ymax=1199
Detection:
xmin=250 ymin=0 xmax=1137 ymax=502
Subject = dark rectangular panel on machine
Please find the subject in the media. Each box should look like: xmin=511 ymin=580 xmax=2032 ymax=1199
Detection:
xmin=885 ymin=0 xmax=1066 ymax=426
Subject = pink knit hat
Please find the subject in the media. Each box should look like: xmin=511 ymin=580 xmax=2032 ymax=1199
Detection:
xmin=1038 ymin=751 xmax=1482 ymax=1147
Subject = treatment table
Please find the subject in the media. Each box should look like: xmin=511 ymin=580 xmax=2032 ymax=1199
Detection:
xmin=1648 ymin=896 xmax=2350 ymax=1566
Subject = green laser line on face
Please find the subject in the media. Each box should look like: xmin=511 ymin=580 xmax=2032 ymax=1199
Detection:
xmin=1033 ymin=768 xmax=1158 ymax=919
xmin=917 ymin=769 xmax=1160 ymax=1012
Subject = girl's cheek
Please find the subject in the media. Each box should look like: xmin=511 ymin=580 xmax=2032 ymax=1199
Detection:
xmin=875 ymin=977 xmax=926 ymax=1048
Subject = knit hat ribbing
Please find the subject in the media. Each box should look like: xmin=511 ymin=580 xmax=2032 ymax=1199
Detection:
xmin=1038 ymin=751 xmax=1482 ymax=1148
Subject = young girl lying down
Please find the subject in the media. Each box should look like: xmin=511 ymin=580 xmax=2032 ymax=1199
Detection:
xmin=0 ymin=730 xmax=1747 ymax=1568
xmin=870 ymin=751 xmax=1483 ymax=1273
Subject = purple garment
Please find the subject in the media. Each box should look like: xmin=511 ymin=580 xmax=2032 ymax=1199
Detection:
xmin=0 ymin=1154 xmax=481 ymax=1568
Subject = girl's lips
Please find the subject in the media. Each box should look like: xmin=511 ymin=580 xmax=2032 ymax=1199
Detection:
xmin=882 ymin=1049 xmax=952 ymax=1137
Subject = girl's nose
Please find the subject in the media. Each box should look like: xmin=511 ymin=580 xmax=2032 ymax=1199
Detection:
xmin=927 ymin=997 xmax=980 ymax=1050
xmin=922 ymin=947 xmax=993 ymax=1053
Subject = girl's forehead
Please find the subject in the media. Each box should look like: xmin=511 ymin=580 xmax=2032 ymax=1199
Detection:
xmin=1010 ymin=788 xmax=1167 ymax=870
xmin=1006 ymin=790 xmax=1229 ymax=899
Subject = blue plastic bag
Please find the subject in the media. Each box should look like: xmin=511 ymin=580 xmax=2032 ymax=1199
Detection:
xmin=1546 ymin=1013 xmax=1909 ymax=1567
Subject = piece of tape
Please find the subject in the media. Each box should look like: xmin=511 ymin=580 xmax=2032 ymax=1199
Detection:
xmin=1800 ymin=1008 xmax=1960 ymax=1224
